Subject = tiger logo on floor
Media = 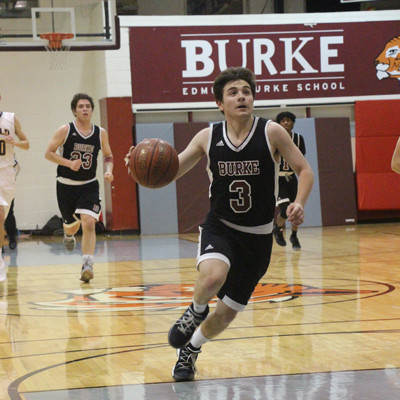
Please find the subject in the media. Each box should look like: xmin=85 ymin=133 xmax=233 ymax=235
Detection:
xmin=375 ymin=36 xmax=400 ymax=82
xmin=29 ymin=282 xmax=381 ymax=312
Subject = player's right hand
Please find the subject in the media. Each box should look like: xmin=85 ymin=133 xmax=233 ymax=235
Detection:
xmin=70 ymin=158 xmax=82 ymax=171
xmin=287 ymin=202 xmax=304 ymax=226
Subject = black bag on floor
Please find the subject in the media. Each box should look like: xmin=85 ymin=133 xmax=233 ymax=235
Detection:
xmin=40 ymin=215 xmax=63 ymax=236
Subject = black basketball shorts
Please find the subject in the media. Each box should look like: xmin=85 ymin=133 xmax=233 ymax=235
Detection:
xmin=277 ymin=174 xmax=298 ymax=205
xmin=197 ymin=214 xmax=273 ymax=311
xmin=57 ymin=180 xmax=101 ymax=225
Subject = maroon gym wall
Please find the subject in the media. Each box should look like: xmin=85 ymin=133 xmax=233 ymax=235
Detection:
xmin=99 ymin=97 xmax=139 ymax=231
xmin=315 ymin=118 xmax=357 ymax=226
xmin=355 ymin=99 xmax=400 ymax=219
xmin=173 ymin=122 xmax=209 ymax=234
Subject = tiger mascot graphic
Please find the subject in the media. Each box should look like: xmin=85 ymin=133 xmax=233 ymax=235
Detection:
xmin=375 ymin=36 xmax=400 ymax=81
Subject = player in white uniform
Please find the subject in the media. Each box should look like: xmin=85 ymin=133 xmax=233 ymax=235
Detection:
xmin=0 ymin=100 xmax=30 ymax=281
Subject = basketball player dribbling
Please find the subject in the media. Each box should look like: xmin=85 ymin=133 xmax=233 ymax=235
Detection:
xmin=45 ymin=93 xmax=114 ymax=283
xmin=166 ymin=67 xmax=314 ymax=381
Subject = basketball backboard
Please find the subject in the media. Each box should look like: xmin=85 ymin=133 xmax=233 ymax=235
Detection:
xmin=0 ymin=0 xmax=119 ymax=51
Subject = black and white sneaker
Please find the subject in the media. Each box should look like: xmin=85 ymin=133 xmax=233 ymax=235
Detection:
xmin=80 ymin=260 xmax=94 ymax=283
xmin=172 ymin=344 xmax=201 ymax=382
xmin=8 ymin=236 xmax=17 ymax=250
xmin=273 ymin=225 xmax=286 ymax=247
xmin=290 ymin=234 xmax=301 ymax=251
xmin=168 ymin=304 xmax=209 ymax=349
xmin=63 ymin=234 xmax=76 ymax=251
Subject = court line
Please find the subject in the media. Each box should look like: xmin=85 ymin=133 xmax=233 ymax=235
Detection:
xmin=10 ymin=327 xmax=400 ymax=399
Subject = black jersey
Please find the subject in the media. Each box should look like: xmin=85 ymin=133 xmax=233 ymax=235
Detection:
xmin=279 ymin=132 xmax=306 ymax=174
xmin=207 ymin=117 xmax=278 ymax=229
xmin=57 ymin=122 xmax=101 ymax=182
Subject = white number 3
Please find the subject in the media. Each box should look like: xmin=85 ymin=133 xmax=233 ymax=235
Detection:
xmin=229 ymin=180 xmax=252 ymax=213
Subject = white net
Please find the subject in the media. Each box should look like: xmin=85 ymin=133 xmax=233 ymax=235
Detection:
xmin=41 ymin=33 xmax=74 ymax=70
xmin=44 ymin=45 xmax=71 ymax=70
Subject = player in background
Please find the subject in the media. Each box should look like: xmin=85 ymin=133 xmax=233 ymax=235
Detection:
xmin=45 ymin=93 xmax=114 ymax=283
xmin=272 ymin=112 xmax=306 ymax=251
xmin=0 ymin=100 xmax=29 ymax=281
xmin=4 ymin=159 xmax=21 ymax=251
xmin=161 ymin=67 xmax=314 ymax=381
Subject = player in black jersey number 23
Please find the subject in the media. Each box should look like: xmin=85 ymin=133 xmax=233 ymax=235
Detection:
xmin=163 ymin=67 xmax=314 ymax=381
xmin=45 ymin=93 xmax=114 ymax=283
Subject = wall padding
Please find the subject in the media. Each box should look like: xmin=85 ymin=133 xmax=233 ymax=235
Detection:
xmin=99 ymin=97 xmax=138 ymax=231
xmin=356 ymin=136 xmax=398 ymax=174
xmin=293 ymin=118 xmax=322 ymax=227
xmin=357 ymin=173 xmax=400 ymax=210
xmin=134 ymin=117 xmax=358 ymax=234
xmin=315 ymin=118 xmax=357 ymax=225
xmin=135 ymin=124 xmax=178 ymax=235
xmin=173 ymin=123 xmax=209 ymax=234
xmin=355 ymin=100 xmax=400 ymax=137
xmin=355 ymin=100 xmax=400 ymax=211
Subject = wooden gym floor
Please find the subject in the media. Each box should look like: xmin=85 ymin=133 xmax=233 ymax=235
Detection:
xmin=0 ymin=223 xmax=400 ymax=399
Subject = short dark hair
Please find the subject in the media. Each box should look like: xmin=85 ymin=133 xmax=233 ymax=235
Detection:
xmin=71 ymin=93 xmax=95 ymax=111
xmin=276 ymin=111 xmax=296 ymax=124
xmin=213 ymin=67 xmax=256 ymax=102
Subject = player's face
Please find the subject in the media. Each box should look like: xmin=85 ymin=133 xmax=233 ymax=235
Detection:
xmin=217 ymin=80 xmax=254 ymax=118
xmin=280 ymin=117 xmax=294 ymax=133
xmin=74 ymin=99 xmax=93 ymax=121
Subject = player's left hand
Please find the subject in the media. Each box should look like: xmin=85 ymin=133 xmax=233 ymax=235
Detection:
xmin=124 ymin=146 xmax=135 ymax=174
xmin=3 ymin=135 xmax=15 ymax=145
xmin=286 ymin=202 xmax=304 ymax=226
xmin=104 ymin=171 xmax=114 ymax=183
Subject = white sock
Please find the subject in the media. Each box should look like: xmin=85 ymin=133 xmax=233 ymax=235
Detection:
xmin=192 ymin=300 xmax=207 ymax=314
xmin=83 ymin=255 xmax=94 ymax=263
xmin=190 ymin=327 xmax=209 ymax=349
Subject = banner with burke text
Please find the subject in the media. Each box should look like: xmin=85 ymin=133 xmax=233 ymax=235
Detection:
xmin=129 ymin=13 xmax=400 ymax=110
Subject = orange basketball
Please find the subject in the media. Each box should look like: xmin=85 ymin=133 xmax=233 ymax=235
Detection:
xmin=129 ymin=138 xmax=179 ymax=188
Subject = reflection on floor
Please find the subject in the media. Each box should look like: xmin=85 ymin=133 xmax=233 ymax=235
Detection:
xmin=4 ymin=233 xmax=199 ymax=267
xmin=24 ymin=369 xmax=400 ymax=400
xmin=1 ymin=224 xmax=400 ymax=400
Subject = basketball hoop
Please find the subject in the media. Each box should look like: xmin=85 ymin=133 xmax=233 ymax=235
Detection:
xmin=40 ymin=33 xmax=74 ymax=70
